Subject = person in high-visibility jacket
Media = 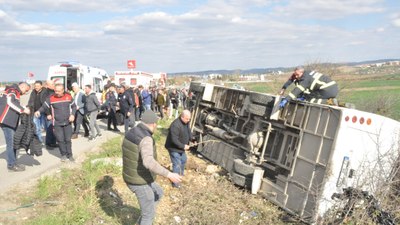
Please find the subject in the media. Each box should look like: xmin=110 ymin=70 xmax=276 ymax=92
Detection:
xmin=279 ymin=67 xmax=338 ymax=108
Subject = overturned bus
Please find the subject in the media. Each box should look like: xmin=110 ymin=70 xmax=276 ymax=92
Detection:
xmin=188 ymin=82 xmax=400 ymax=224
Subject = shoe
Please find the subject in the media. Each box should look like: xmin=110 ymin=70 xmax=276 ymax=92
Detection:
xmin=88 ymin=136 xmax=96 ymax=141
xmin=171 ymin=183 xmax=181 ymax=188
xmin=8 ymin=164 xmax=25 ymax=172
xmin=113 ymin=128 xmax=121 ymax=132
xmin=68 ymin=157 xmax=75 ymax=162
xmin=107 ymin=128 xmax=112 ymax=131
xmin=60 ymin=155 xmax=68 ymax=162
xmin=97 ymin=133 xmax=102 ymax=137
xmin=84 ymin=133 xmax=89 ymax=137
xmin=71 ymin=134 xmax=78 ymax=139
xmin=46 ymin=144 xmax=58 ymax=150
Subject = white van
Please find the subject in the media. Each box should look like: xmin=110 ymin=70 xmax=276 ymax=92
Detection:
xmin=48 ymin=62 xmax=110 ymax=103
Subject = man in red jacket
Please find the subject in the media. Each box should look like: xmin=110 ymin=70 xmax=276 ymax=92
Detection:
xmin=0 ymin=82 xmax=31 ymax=171
xmin=35 ymin=84 xmax=76 ymax=162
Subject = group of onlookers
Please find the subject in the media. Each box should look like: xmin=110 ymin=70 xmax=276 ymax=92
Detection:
xmin=0 ymin=79 xmax=195 ymax=225
xmin=0 ymin=79 xmax=191 ymax=172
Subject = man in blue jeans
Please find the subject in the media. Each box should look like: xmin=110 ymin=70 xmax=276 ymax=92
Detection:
xmin=28 ymin=80 xmax=50 ymax=143
xmin=117 ymin=85 xmax=134 ymax=132
xmin=0 ymin=82 xmax=31 ymax=171
xmin=165 ymin=110 xmax=193 ymax=188
xmin=122 ymin=110 xmax=181 ymax=225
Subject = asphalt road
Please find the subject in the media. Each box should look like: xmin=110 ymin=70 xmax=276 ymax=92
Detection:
xmin=0 ymin=120 xmax=122 ymax=192
xmin=0 ymin=90 xmax=126 ymax=192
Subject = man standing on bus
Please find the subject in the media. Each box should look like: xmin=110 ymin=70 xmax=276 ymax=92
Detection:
xmin=279 ymin=67 xmax=338 ymax=108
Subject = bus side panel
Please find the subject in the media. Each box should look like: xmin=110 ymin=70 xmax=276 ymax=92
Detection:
xmin=318 ymin=108 xmax=400 ymax=218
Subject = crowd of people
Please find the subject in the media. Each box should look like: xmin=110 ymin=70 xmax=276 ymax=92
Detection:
xmin=0 ymin=78 xmax=195 ymax=225
xmin=0 ymin=79 xmax=191 ymax=172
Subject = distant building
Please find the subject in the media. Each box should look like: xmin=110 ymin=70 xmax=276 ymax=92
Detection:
xmin=208 ymin=73 xmax=222 ymax=79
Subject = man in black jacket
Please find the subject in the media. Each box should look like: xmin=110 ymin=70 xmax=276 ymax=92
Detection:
xmin=105 ymin=84 xmax=119 ymax=131
xmin=28 ymin=80 xmax=49 ymax=143
xmin=279 ymin=67 xmax=338 ymax=107
xmin=0 ymin=82 xmax=31 ymax=171
xmin=35 ymin=84 xmax=76 ymax=162
xmin=44 ymin=80 xmax=57 ymax=148
xmin=165 ymin=110 xmax=192 ymax=188
xmin=117 ymin=85 xmax=134 ymax=133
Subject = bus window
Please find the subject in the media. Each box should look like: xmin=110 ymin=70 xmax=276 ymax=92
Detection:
xmin=119 ymin=78 xmax=125 ymax=85
xmin=130 ymin=78 xmax=137 ymax=86
xmin=93 ymin=78 xmax=102 ymax=93
xmin=79 ymin=73 xmax=84 ymax=88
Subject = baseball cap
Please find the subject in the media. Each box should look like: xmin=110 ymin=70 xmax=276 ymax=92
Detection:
xmin=141 ymin=110 xmax=159 ymax=124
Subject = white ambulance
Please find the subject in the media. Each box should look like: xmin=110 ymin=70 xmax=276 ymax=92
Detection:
xmin=48 ymin=62 xmax=110 ymax=102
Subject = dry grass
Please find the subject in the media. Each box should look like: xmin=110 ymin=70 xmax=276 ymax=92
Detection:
xmin=0 ymin=118 xmax=283 ymax=225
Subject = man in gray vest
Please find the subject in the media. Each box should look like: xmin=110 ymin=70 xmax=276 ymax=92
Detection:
xmin=122 ymin=110 xmax=182 ymax=225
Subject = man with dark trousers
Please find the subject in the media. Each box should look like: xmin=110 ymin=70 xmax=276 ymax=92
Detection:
xmin=71 ymin=82 xmax=89 ymax=139
xmin=35 ymin=84 xmax=76 ymax=162
xmin=279 ymin=66 xmax=339 ymax=107
xmin=84 ymin=84 xmax=102 ymax=140
xmin=165 ymin=109 xmax=193 ymax=188
xmin=105 ymin=84 xmax=119 ymax=131
xmin=117 ymin=85 xmax=134 ymax=133
xmin=0 ymin=82 xmax=31 ymax=171
xmin=123 ymin=110 xmax=182 ymax=225
xmin=28 ymin=80 xmax=49 ymax=143
xmin=44 ymin=80 xmax=57 ymax=148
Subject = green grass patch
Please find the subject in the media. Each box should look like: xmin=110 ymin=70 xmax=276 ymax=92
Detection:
xmin=241 ymin=82 xmax=276 ymax=93
xmin=23 ymin=136 xmax=133 ymax=225
xmin=339 ymin=89 xmax=400 ymax=120
xmin=344 ymin=78 xmax=400 ymax=89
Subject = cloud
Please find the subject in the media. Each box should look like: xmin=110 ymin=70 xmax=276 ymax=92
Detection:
xmin=273 ymin=0 xmax=385 ymax=19
xmin=0 ymin=0 xmax=176 ymax=12
xmin=0 ymin=0 xmax=399 ymax=82
xmin=392 ymin=14 xmax=400 ymax=27
xmin=0 ymin=9 xmax=100 ymax=38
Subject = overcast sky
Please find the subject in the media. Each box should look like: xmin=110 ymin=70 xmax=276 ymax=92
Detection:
xmin=0 ymin=0 xmax=399 ymax=81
